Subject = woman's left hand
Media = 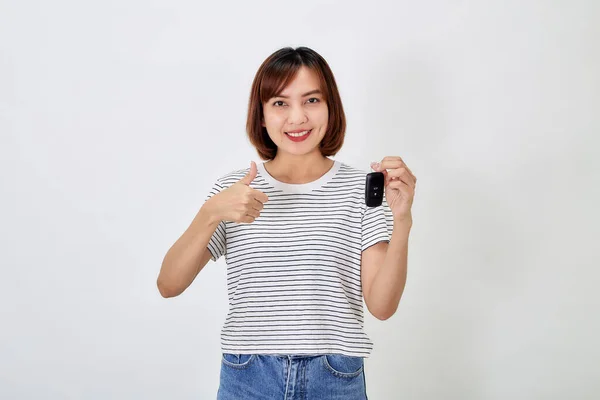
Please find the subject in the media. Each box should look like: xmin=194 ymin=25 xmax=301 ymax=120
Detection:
xmin=370 ymin=156 xmax=417 ymax=223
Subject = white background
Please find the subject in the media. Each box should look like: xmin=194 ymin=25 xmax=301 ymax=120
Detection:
xmin=1 ymin=0 xmax=598 ymax=399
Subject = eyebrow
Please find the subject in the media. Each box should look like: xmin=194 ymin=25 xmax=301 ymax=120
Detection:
xmin=274 ymin=89 xmax=322 ymax=99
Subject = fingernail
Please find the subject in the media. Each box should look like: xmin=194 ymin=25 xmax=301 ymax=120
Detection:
xmin=370 ymin=162 xmax=380 ymax=170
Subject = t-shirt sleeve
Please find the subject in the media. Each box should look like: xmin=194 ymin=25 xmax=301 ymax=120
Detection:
xmin=361 ymin=196 xmax=394 ymax=252
xmin=204 ymin=180 xmax=227 ymax=262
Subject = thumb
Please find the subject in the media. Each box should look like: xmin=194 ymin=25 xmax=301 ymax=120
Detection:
xmin=239 ymin=161 xmax=257 ymax=185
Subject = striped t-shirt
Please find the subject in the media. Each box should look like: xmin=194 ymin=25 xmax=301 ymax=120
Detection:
xmin=205 ymin=159 xmax=394 ymax=358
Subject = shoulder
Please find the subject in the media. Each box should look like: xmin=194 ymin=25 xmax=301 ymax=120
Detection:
xmin=325 ymin=161 xmax=370 ymax=207
xmin=337 ymin=161 xmax=369 ymax=176
xmin=334 ymin=161 xmax=370 ymax=186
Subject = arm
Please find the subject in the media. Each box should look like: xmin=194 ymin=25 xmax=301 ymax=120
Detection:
xmin=156 ymin=162 xmax=268 ymax=298
xmin=157 ymin=203 xmax=221 ymax=298
xmin=361 ymin=218 xmax=412 ymax=320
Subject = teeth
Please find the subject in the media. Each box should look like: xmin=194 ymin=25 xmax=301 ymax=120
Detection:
xmin=286 ymin=129 xmax=311 ymax=137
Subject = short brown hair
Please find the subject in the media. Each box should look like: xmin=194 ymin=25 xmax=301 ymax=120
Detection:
xmin=246 ymin=47 xmax=346 ymax=160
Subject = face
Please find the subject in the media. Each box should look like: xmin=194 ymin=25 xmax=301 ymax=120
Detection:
xmin=262 ymin=66 xmax=329 ymax=158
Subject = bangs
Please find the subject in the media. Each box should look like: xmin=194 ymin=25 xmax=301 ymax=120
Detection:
xmin=259 ymin=59 xmax=327 ymax=104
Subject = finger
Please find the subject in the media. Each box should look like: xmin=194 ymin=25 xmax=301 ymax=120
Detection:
xmin=239 ymin=214 xmax=256 ymax=224
xmin=387 ymin=168 xmax=416 ymax=184
xmin=381 ymin=156 xmax=404 ymax=164
xmin=250 ymin=198 xmax=264 ymax=212
xmin=378 ymin=158 xmax=414 ymax=176
xmin=239 ymin=161 xmax=257 ymax=186
xmin=245 ymin=208 xmax=260 ymax=218
xmin=252 ymin=189 xmax=269 ymax=204
xmin=388 ymin=180 xmax=410 ymax=190
xmin=377 ymin=161 xmax=403 ymax=175
xmin=399 ymin=174 xmax=416 ymax=188
xmin=383 ymin=163 xmax=416 ymax=182
xmin=378 ymin=159 xmax=405 ymax=171
xmin=389 ymin=174 xmax=416 ymax=188
xmin=386 ymin=170 xmax=415 ymax=187
xmin=387 ymin=167 xmax=408 ymax=178
xmin=380 ymin=156 xmax=404 ymax=167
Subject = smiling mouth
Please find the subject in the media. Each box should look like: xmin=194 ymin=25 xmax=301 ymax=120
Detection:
xmin=285 ymin=129 xmax=312 ymax=137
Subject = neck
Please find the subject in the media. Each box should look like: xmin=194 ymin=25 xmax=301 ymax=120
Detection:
xmin=265 ymin=151 xmax=334 ymax=184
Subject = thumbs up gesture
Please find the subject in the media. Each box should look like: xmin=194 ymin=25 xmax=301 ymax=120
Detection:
xmin=205 ymin=161 xmax=269 ymax=224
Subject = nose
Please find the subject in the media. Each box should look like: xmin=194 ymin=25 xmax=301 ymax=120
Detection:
xmin=287 ymin=104 xmax=307 ymax=125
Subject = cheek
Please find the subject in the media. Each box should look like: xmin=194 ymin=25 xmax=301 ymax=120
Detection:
xmin=264 ymin=113 xmax=285 ymax=129
xmin=263 ymin=115 xmax=285 ymax=141
xmin=315 ymin=106 xmax=328 ymax=124
xmin=316 ymin=113 xmax=328 ymax=132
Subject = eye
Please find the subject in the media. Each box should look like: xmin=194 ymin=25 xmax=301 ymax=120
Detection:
xmin=273 ymin=100 xmax=286 ymax=107
xmin=307 ymin=98 xmax=320 ymax=104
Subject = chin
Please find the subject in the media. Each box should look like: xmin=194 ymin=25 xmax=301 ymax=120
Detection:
xmin=283 ymin=147 xmax=319 ymax=157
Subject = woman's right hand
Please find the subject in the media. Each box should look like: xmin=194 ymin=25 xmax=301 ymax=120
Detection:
xmin=204 ymin=161 xmax=269 ymax=224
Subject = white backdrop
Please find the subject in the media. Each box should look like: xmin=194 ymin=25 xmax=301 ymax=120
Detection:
xmin=1 ymin=0 xmax=598 ymax=399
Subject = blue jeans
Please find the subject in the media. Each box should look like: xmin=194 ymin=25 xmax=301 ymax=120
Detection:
xmin=217 ymin=353 xmax=368 ymax=400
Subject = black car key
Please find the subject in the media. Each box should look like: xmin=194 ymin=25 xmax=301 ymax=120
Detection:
xmin=365 ymin=172 xmax=384 ymax=207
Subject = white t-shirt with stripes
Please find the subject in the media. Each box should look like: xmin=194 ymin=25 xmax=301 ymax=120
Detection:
xmin=205 ymin=159 xmax=394 ymax=358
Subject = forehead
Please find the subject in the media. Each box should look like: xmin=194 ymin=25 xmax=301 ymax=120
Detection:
xmin=278 ymin=66 xmax=321 ymax=96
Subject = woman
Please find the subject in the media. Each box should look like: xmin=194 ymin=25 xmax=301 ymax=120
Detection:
xmin=157 ymin=46 xmax=416 ymax=400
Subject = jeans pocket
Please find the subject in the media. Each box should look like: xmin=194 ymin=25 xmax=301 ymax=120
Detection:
xmin=221 ymin=353 xmax=256 ymax=369
xmin=323 ymin=354 xmax=364 ymax=378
